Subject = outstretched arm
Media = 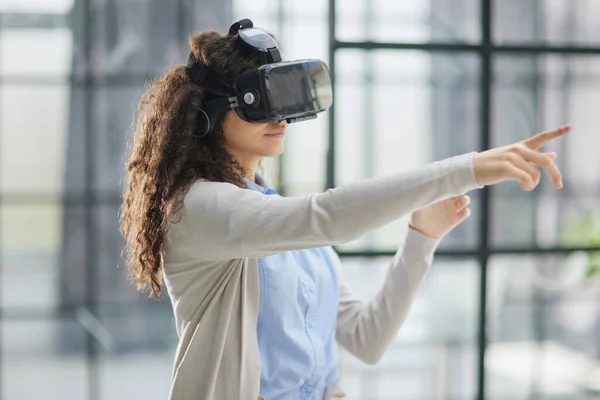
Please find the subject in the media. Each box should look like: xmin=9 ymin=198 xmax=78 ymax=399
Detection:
xmin=178 ymin=124 xmax=569 ymax=262
xmin=179 ymin=153 xmax=479 ymax=261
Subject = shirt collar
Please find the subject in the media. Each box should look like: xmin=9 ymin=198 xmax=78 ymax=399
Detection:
xmin=243 ymin=174 xmax=275 ymax=194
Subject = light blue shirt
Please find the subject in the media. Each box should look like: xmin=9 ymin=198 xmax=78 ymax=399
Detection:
xmin=244 ymin=176 xmax=340 ymax=400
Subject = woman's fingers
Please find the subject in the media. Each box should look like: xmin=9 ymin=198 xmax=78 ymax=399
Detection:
xmin=461 ymin=195 xmax=471 ymax=208
xmin=450 ymin=195 xmax=471 ymax=221
xmin=522 ymin=124 xmax=571 ymax=150
xmin=453 ymin=195 xmax=470 ymax=210
xmin=526 ymin=153 xmax=558 ymax=187
xmin=513 ymin=146 xmax=562 ymax=188
xmin=473 ymin=146 xmax=564 ymax=189
xmin=458 ymin=207 xmax=471 ymax=220
xmin=506 ymin=151 xmax=541 ymax=188
xmin=504 ymin=161 xmax=536 ymax=190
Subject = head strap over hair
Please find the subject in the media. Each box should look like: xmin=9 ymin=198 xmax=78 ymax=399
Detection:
xmin=228 ymin=19 xmax=253 ymax=36
xmin=185 ymin=54 xmax=239 ymax=136
xmin=185 ymin=54 xmax=236 ymax=97
xmin=228 ymin=18 xmax=281 ymax=63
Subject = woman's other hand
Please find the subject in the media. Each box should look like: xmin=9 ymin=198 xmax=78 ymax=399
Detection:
xmin=473 ymin=124 xmax=571 ymax=191
xmin=410 ymin=195 xmax=472 ymax=239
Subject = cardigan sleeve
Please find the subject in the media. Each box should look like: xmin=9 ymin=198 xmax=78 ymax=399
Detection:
xmin=178 ymin=152 xmax=481 ymax=261
xmin=331 ymin=228 xmax=440 ymax=364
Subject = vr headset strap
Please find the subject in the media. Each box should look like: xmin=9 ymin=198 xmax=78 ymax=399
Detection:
xmin=229 ymin=19 xmax=253 ymax=35
xmin=186 ymin=54 xmax=241 ymax=134
xmin=186 ymin=54 xmax=236 ymax=97
xmin=229 ymin=19 xmax=281 ymax=63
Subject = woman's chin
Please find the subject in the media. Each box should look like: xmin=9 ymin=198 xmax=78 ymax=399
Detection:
xmin=260 ymin=143 xmax=285 ymax=157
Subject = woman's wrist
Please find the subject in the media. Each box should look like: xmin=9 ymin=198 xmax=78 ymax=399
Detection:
xmin=408 ymin=223 xmax=441 ymax=239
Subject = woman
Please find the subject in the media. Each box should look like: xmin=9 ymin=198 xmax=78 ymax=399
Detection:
xmin=120 ymin=23 xmax=570 ymax=400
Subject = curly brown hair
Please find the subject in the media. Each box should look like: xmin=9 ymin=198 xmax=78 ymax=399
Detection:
xmin=120 ymin=30 xmax=271 ymax=299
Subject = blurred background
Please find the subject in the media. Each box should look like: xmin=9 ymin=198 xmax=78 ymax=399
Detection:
xmin=1 ymin=0 xmax=600 ymax=399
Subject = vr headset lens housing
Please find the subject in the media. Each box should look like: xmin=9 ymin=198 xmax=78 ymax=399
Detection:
xmin=259 ymin=60 xmax=332 ymax=121
xmin=231 ymin=57 xmax=333 ymax=124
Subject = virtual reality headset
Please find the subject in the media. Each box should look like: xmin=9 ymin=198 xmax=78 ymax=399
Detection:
xmin=186 ymin=19 xmax=333 ymax=136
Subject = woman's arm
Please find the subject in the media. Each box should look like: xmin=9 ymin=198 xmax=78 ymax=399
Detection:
xmin=178 ymin=153 xmax=480 ymax=261
xmin=171 ymin=122 xmax=568 ymax=264
xmin=331 ymin=228 xmax=440 ymax=364
xmin=177 ymin=123 xmax=568 ymax=261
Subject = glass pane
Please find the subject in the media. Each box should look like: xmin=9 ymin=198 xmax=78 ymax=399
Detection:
xmin=487 ymin=254 xmax=600 ymax=399
xmin=1 ymin=317 xmax=88 ymax=399
xmin=491 ymin=55 xmax=600 ymax=248
xmin=188 ymin=0 xmax=234 ymax=36
xmin=89 ymin=0 xmax=181 ymax=79
xmin=92 ymin=85 xmax=144 ymax=196
xmin=338 ymin=256 xmax=480 ymax=399
xmin=283 ymin=0 xmax=326 ymax=15
xmin=0 ymin=85 xmax=86 ymax=197
xmin=279 ymin=18 xmax=328 ymax=61
xmin=1 ymin=204 xmax=88 ymax=311
xmin=335 ymin=50 xmax=480 ymax=252
xmin=0 ymin=27 xmax=73 ymax=78
xmin=278 ymin=18 xmax=329 ymax=196
xmin=232 ymin=0 xmax=271 ymax=22
xmin=280 ymin=117 xmax=327 ymax=196
xmin=96 ymin=305 xmax=176 ymax=399
xmin=336 ymin=0 xmax=480 ymax=43
xmin=493 ymin=0 xmax=600 ymax=45
xmin=0 ymin=0 xmax=74 ymax=14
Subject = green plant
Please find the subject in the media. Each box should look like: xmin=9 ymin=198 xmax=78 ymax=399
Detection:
xmin=561 ymin=210 xmax=600 ymax=278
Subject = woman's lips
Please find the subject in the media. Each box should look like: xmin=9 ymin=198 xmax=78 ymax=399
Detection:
xmin=265 ymin=129 xmax=285 ymax=139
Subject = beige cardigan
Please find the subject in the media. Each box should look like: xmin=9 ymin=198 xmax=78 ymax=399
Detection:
xmin=162 ymin=152 xmax=482 ymax=399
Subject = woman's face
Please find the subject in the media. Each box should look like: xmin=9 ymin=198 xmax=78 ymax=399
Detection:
xmin=222 ymin=110 xmax=288 ymax=163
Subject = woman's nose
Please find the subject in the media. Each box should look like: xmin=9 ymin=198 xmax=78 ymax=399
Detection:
xmin=271 ymin=120 xmax=287 ymax=128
